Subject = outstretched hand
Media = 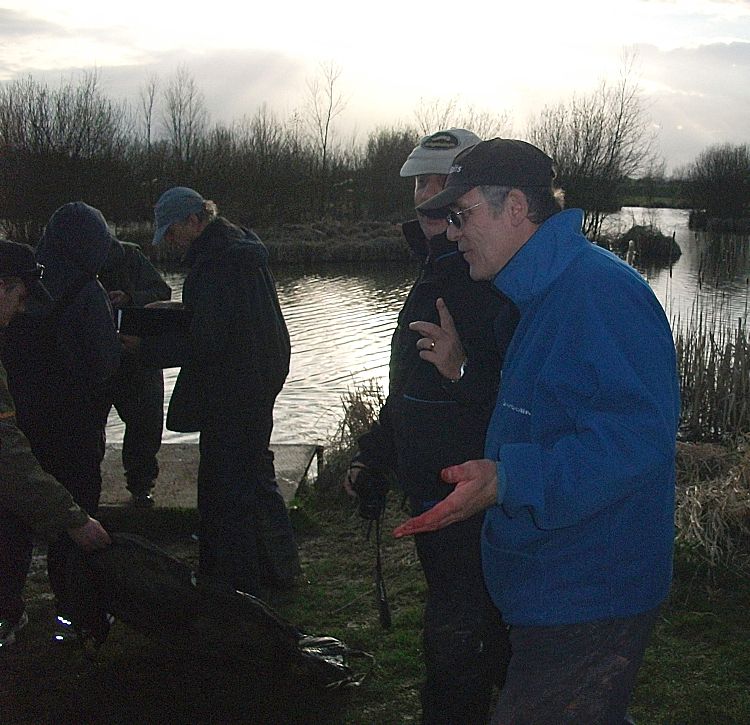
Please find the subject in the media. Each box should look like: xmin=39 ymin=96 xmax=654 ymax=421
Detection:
xmin=408 ymin=298 xmax=466 ymax=381
xmin=393 ymin=459 xmax=498 ymax=537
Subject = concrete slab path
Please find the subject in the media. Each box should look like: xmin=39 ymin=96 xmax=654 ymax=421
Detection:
xmin=100 ymin=442 xmax=323 ymax=509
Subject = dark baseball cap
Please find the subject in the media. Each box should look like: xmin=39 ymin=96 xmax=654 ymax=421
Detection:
xmin=0 ymin=239 xmax=53 ymax=307
xmin=417 ymin=138 xmax=555 ymax=213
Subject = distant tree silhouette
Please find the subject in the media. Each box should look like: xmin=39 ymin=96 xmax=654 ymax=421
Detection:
xmin=0 ymin=71 xmax=134 ymax=241
xmin=682 ymin=143 xmax=750 ymax=220
xmin=526 ymin=54 xmax=659 ymax=239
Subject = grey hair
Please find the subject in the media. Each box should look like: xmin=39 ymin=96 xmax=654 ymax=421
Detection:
xmin=479 ymin=184 xmax=565 ymax=224
xmin=197 ymin=200 xmax=219 ymax=222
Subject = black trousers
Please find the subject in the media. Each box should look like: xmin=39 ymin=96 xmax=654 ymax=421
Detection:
xmin=34 ymin=424 xmax=105 ymax=616
xmin=0 ymin=511 xmax=34 ymax=622
xmin=0 ymin=421 xmax=104 ymax=620
xmin=108 ymin=362 xmax=164 ymax=495
xmin=414 ymin=511 xmax=511 ymax=725
xmin=197 ymin=409 xmax=299 ymax=597
xmin=491 ymin=608 xmax=659 ymax=725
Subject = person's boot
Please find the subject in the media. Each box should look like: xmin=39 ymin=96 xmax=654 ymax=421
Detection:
xmin=0 ymin=610 xmax=28 ymax=649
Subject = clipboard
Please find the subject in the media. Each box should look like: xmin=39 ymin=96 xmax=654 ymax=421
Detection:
xmin=117 ymin=306 xmax=193 ymax=336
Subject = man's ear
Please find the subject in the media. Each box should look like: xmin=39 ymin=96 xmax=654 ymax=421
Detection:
xmin=506 ymin=189 xmax=530 ymax=227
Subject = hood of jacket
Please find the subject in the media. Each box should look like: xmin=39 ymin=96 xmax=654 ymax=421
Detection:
xmin=31 ymin=201 xmax=117 ymax=300
xmin=402 ymin=219 xmax=465 ymax=271
xmin=35 ymin=202 xmax=117 ymax=299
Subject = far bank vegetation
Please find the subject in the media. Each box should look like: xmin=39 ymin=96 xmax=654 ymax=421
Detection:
xmin=1 ymin=58 xmax=745 ymax=251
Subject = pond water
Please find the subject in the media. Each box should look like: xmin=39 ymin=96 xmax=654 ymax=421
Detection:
xmin=106 ymin=208 xmax=749 ymax=446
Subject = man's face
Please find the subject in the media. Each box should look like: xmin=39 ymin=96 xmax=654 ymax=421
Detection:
xmin=0 ymin=278 xmax=29 ymax=328
xmin=444 ymin=187 xmax=516 ymax=280
xmin=164 ymin=214 xmax=202 ymax=247
xmin=414 ymin=174 xmax=448 ymax=240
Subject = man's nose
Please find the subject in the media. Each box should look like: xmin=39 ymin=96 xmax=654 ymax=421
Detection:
xmin=446 ymin=223 xmax=460 ymax=242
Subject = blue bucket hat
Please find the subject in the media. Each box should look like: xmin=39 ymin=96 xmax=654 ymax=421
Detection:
xmin=153 ymin=187 xmax=205 ymax=245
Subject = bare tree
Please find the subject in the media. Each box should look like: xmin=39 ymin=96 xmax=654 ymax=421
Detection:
xmin=526 ymin=52 xmax=659 ymax=239
xmin=160 ymin=65 xmax=209 ymax=170
xmin=138 ymin=73 xmax=159 ymax=151
xmin=413 ymin=98 xmax=512 ymax=139
xmin=0 ymin=70 xmax=135 ymax=237
xmin=413 ymin=98 xmax=459 ymax=135
xmin=304 ymin=61 xmax=348 ymax=214
xmin=682 ymin=143 xmax=750 ymax=220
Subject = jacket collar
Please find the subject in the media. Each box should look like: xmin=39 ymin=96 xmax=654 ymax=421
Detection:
xmin=493 ymin=209 xmax=588 ymax=308
xmin=401 ymin=219 xmax=462 ymax=267
xmin=184 ymin=217 xmax=236 ymax=265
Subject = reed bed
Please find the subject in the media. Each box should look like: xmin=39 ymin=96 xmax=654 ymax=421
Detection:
xmin=675 ymin=438 xmax=750 ymax=570
xmin=674 ymin=301 xmax=750 ymax=443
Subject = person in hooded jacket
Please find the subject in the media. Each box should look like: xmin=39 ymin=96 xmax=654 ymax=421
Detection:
xmin=347 ymin=130 xmax=518 ymax=724
xmin=128 ymin=187 xmax=299 ymax=598
xmin=1 ymin=202 xmax=121 ymax=636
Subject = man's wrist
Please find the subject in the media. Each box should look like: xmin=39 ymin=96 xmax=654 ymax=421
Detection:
xmin=448 ymin=357 xmax=467 ymax=383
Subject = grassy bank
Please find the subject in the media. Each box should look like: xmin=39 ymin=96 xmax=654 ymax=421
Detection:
xmin=3 ymin=481 xmax=750 ymax=724
xmin=119 ymin=219 xmax=412 ymax=266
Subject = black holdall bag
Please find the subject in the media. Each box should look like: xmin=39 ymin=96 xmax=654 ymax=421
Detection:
xmin=65 ymin=533 xmax=371 ymax=690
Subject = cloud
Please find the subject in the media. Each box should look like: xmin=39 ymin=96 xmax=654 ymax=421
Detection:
xmin=636 ymin=41 xmax=750 ymax=170
xmin=0 ymin=8 xmax=64 ymax=39
xmin=0 ymin=48 xmax=311 ymax=128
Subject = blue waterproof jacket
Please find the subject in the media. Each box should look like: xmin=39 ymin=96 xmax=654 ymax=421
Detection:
xmin=482 ymin=209 xmax=680 ymax=626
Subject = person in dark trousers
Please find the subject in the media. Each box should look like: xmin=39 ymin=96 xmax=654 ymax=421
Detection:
xmin=395 ymin=139 xmax=681 ymax=724
xmin=99 ymin=240 xmax=172 ymax=508
xmin=125 ymin=187 xmax=299 ymax=598
xmin=0 ymin=239 xmax=111 ymax=649
xmin=346 ymin=130 xmax=518 ymax=725
xmin=1 ymin=204 xmax=121 ymax=640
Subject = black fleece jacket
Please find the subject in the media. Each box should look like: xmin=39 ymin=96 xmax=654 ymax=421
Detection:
xmin=142 ymin=217 xmax=290 ymax=432
xmin=357 ymin=220 xmax=518 ymax=512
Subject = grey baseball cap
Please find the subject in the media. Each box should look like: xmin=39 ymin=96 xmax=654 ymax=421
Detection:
xmin=153 ymin=187 xmax=205 ymax=245
xmin=399 ymin=128 xmax=481 ymax=177
xmin=417 ymin=138 xmax=555 ymax=213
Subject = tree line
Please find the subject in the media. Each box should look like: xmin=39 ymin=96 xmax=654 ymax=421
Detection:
xmin=0 ymin=64 xmax=746 ymax=246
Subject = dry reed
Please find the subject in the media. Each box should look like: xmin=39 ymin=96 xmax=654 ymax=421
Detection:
xmin=675 ymin=301 xmax=750 ymax=442
xmin=315 ymin=380 xmax=386 ymax=494
xmin=675 ymin=438 xmax=750 ymax=570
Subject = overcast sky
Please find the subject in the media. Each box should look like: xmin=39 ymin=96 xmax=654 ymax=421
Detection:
xmin=1 ymin=0 xmax=748 ymax=173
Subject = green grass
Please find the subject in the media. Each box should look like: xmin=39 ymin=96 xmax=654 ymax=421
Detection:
xmin=3 ymin=493 xmax=750 ymax=724
xmin=631 ymin=550 xmax=750 ymax=724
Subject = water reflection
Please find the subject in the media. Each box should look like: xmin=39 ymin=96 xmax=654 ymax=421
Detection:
xmin=107 ymin=209 xmax=749 ymax=445
xmin=606 ymin=208 xmax=750 ymax=326
xmin=107 ymin=263 xmax=416 ymax=445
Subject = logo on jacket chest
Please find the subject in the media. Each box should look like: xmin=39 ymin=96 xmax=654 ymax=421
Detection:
xmin=501 ymin=400 xmax=531 ymax=417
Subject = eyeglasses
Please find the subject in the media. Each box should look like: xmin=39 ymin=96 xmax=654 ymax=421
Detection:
xmin=1 ymin=263 xmax=44 ymax=281
xmin=447 ymin=202 xmax=484 ymax=230
xmin=22 ymin=263 xmax=45 ymax=280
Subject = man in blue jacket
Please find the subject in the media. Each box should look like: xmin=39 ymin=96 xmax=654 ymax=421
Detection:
xmin=395 ymin=139 xmax=681 ymax=724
